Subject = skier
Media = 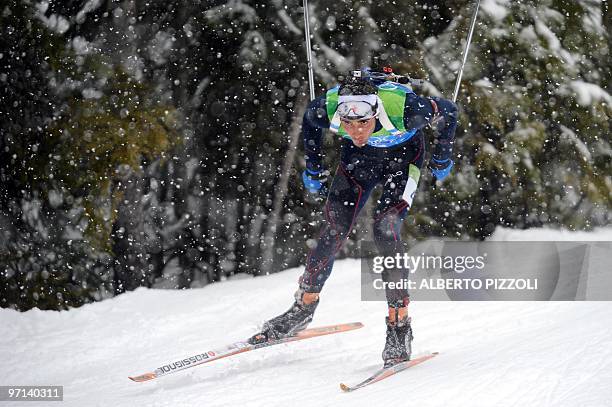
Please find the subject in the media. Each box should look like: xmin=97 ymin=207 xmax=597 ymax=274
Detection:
xmin=249 ymin=69 xmax=458 ymax=368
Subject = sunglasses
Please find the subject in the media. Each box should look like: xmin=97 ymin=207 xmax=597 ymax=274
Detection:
xmin=337 ymin=100 xmax=378 ymax=122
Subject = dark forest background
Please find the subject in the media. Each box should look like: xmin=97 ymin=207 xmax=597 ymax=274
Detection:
xmin=1 ymin=0 xmax=610 ymax=310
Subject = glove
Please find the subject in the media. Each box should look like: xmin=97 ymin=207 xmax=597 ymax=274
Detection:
xmin=429 ymin=157 xmax=454 ymax=182
xmin=302 ymin=168 xmax=329 ymax=200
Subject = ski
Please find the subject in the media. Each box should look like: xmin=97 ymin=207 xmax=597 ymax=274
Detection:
xmin=129 ymin=322 xmax=364 ymax=382
xmin=340 ymin=352 xmax=438 ymax=392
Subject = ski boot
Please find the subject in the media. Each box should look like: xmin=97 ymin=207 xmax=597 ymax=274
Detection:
xmin=248 ymin=289 xmax=319 ymax=345
xmin=382 ymin=311 xmax=413 ymax=368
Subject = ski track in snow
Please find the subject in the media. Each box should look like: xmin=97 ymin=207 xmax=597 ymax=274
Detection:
xmin=2 ymin=229 xmax=612 ymax=407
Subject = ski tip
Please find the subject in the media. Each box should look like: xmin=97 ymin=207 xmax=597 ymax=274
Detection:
xmin=129 ymin=372 xmax=157 ymax=382
xmin=340 ymin=383 xmax=352 ymax=392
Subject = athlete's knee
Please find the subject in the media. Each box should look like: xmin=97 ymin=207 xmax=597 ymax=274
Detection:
xmin=373 ymin=200 xmax=409 ymax=242
xmin=373 ymin=212 xmax=402 ymax=242
xmin=323 ymin=205 xmax=354 ymax=240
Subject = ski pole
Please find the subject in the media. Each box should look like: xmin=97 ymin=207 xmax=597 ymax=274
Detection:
xmin=302 ymin=0 xmax=316 ymax=101
xmin=452 ymin=0 xmax=481 ymax=103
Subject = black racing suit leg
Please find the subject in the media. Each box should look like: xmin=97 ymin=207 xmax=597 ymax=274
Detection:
xmin=299 ymin=140 xmax=383 ymax=293
xmin=373 ymin=133 xmax=425 ymax=307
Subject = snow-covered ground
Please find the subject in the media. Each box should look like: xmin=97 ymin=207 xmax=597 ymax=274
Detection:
xmin=2 ymin=227 xmax=612 ymax=407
